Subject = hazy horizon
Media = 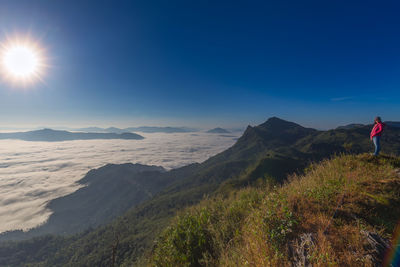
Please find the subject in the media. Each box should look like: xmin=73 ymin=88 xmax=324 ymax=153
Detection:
xmin=0 ymin=116 xmax=396 ymax=133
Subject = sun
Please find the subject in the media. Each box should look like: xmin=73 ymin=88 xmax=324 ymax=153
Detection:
xmin=0 ymin=37 xmax=46 ymax=85
xmin=3 ymin=46 xmax=39 ymax=77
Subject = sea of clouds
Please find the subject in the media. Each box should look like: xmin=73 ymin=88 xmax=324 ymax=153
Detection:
xmin=0 ymin=132 xmax=240 ymax=233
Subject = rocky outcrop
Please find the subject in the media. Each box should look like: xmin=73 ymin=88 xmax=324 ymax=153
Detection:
xmin=288 ymin=233 xmax=316 ymax=267
xmin=289 ymin=231 xmax=390 ymax=267
xmin=361 ymin=230 xmax=390 ymax=267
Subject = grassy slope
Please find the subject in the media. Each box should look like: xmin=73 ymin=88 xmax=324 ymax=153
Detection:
xmin=150 ymin=154 xmax=400 ymax=266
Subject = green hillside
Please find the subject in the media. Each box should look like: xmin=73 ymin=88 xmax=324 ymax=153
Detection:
xmin=0 ymin=164 xmax=169 ymax=242
xmin=150 ymin=154 xmax=400 ymax=266
xmin=0 ymin=117 xmax=399 ymax=266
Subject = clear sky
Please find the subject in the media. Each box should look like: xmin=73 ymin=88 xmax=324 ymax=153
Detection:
xmin=0 ymin=0 xmax=399 ymax=129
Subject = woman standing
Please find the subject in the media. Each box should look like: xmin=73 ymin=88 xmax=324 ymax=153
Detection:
xmin=370 ymin=116 xmax=385 ymax=156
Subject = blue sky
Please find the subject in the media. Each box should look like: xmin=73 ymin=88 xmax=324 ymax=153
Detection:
xmin=0 ymin=0 xmax=399 ymax=129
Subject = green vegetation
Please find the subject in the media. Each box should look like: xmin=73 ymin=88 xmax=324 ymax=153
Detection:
xmin=149 ymin=154 xmax=400 ymax=266
xmin=151 ymin=190 xmax=267 ymax=267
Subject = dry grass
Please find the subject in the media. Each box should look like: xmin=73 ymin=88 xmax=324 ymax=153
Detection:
xmin=223 ymin=154 xmax=400 ymax=266
xmin=150 ymin=154 xmax=400 ymax=266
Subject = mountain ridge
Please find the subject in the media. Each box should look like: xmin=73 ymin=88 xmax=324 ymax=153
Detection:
xmin=0 ymin=164 xmax=168 ymax=241
xmin=206 ymin=127 xmax=230 ymax=133
xmin=0 ymin=128 xmax=144 ymax=141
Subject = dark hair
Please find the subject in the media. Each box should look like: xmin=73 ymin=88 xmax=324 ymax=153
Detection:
xmin=375 ymin=116 xmax=382 ymax=123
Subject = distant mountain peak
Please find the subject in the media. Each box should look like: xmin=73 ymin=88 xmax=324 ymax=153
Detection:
xmin=267 ymin=116 xmax=282 ymax=121
xmin=259 ymin=117 xmax=305 ymax=130
xmin=207 ymin=127 xmax=230 ymax=133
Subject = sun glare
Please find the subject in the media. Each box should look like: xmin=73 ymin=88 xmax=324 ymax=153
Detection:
xmin=0 ymin=37 xmax=46 ymax=85
xmin=3 ymin=46 xmax=38 ymax=77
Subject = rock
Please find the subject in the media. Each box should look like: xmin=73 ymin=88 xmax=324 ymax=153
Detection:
xmin=289 ymin=231 xmax=390 ymax=267
xmin=288 ymin=233 xmax=316 ymax=267
xmin=361 ymin=230 xmax=390 ymax=267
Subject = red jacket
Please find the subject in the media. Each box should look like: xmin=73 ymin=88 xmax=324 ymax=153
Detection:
xmin=370 ymin=122 xmax=384 ymax=140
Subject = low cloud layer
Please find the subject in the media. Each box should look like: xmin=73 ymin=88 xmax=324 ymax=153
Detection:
xmin=0 ymin=132 xmax=240 ymax=233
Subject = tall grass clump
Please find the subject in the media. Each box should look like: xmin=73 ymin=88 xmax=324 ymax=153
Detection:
xmin=151 ymin=189 xmax=267 ymax=267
